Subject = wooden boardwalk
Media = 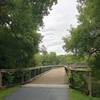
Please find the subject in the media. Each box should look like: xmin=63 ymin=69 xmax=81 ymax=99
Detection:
xmin=5 ymin=67 xmax=69 ymax=100
xmin=30 ymin=67 xmax=67 ymax=84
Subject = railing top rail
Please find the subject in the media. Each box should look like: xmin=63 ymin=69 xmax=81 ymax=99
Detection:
xmin=70 ymin=68 xmax=91 ymax=72
xmin=0 ymin=65 xmax=64 ymax=72
xmin=64 ymin=65 xmax=91 ymax=72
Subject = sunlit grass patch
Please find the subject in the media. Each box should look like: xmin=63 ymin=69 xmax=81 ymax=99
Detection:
xmin=70 ymin=89 xmax=100 ymax=100
xmin=0 ymin=86 xmax=19 ymax=100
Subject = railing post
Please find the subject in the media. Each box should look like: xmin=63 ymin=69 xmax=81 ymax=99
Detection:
xmin=88 ymin=71 xmax=92 ymax=97
xmin=34 ymin=69 xmax=36 ymax=76
xmin=64 ymin=66 xmax=71 ymax=84
xmin=0 ymin=70 xmax=2 ymax=88
xmin=21 ymin=72 xmax=24 ymax=84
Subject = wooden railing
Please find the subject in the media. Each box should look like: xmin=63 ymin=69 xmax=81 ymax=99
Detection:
xmin=0 ymin=65 xmax=63 ymax=88
xmin=64 ymin=65 xmax=92 ymax=97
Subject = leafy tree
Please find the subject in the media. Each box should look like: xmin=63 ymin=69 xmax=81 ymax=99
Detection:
xmin=0 ymin=0 xmax=57 ymax=68
xmin=34 ymin=53 xmax=42 ymax=66
xmin=48 ymin=52 xmax=59 ymax=65
xmin=40 ymin=45 xmax=48 ymax=54
xmin=64 ymin=0 xmax=100 ymax=69
xmin=40 ymin=52 xmax=59 ymax=66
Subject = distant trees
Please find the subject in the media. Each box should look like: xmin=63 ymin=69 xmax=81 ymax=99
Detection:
xmin=0 ymin=0 xmax=57 ymax=68
xmin=34 ymin=52 xmax=59 ymax=66
xmin=34 ymin=52 xmax=85 ymax=66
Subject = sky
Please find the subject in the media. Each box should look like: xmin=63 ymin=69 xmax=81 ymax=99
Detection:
xmin=40 ymin=0 xmax=78 ymax=55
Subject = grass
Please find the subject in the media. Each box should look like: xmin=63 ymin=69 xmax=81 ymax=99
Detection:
xmin=70 ymin=89 xmax=100 ymax=100
xmin=0 ymin=86 xmax=19 ymax=100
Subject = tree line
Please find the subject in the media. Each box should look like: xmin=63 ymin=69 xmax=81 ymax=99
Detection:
xmin=34 ymin=51 xmax=86 ymax=66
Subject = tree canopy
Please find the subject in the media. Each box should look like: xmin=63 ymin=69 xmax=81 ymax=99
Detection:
xmin=64 ymin=0 xmax=100 ymax=68
xmin=0 ymin=0 xmax=57 ymax=68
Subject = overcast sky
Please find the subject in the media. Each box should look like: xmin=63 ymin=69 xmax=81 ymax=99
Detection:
xmin=40 ymin=0 xmax=78 ymax=55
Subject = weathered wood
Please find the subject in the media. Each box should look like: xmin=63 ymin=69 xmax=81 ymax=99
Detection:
xmin=0 ymin=71 xmax=2 ymax=88
xmin=21 ymin=72 xmax=24 ymax=84
xmin=88 ymin=72 xmax=92 ymax=97
xmin=64 ymin=66 xmax=71 ymax=84
xmin=70 ymin=67 xmax=91 ymax=72
xmin=0 ymin=65 xmax=63 ymax=87
xmin=0 ymin=65 xmax=62 ymax=73
xmin=68 ymin=65 xmax=92 ymax=97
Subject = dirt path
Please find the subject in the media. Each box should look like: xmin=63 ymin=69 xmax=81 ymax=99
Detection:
xmin=30 ymin=67 xmax=67 ymax=84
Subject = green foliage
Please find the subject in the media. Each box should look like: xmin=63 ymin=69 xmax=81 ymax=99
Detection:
xmin=57 ymin=55 xmax=68 ymax=64
xmin=70 ymin=89 xmax=100 ymax=100
xmin=64 ymin=0 xmax=100 ymax=69
xmin=34 ymin=53 xmax=42 ymax=66
xmin=47 ymin=52 xmax=58 ymax=65
xmin=33 ymin=52 xmax=86 ymax=66
xmin=59 ymin=54 xmax=86 ymax=64
xmin=92 ymin=82 xmax=100 ymax=97
xmin=69 ymin=72 xmax=87 ymax=93
xmin=63 ymin=0 xmax=100 ymax=97
xmin=69 ymin=71 xmax=100 ymax=97
xmin=41 ymin=52 xmax=59 ymax=65
xmin=0 ymin=0 xmax=57 ymax=68
xmin=0 ymin=86 xmax=19 ymax=100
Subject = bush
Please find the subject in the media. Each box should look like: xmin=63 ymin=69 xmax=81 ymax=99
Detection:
xmin=69 ymin=71 xmax=100 ymax=97
xmin=69 ymin=72 xmax=87 ymax=93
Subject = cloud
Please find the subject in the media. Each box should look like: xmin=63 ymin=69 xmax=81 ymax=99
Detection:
xmin=40 ymin=0 xmax=78 ymax=55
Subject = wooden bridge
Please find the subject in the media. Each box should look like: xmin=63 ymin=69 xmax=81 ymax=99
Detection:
xmin=3 ymin=66 xmax=69 ymax=100
xmin=0 ymin=64 xmax=92 ymax=100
